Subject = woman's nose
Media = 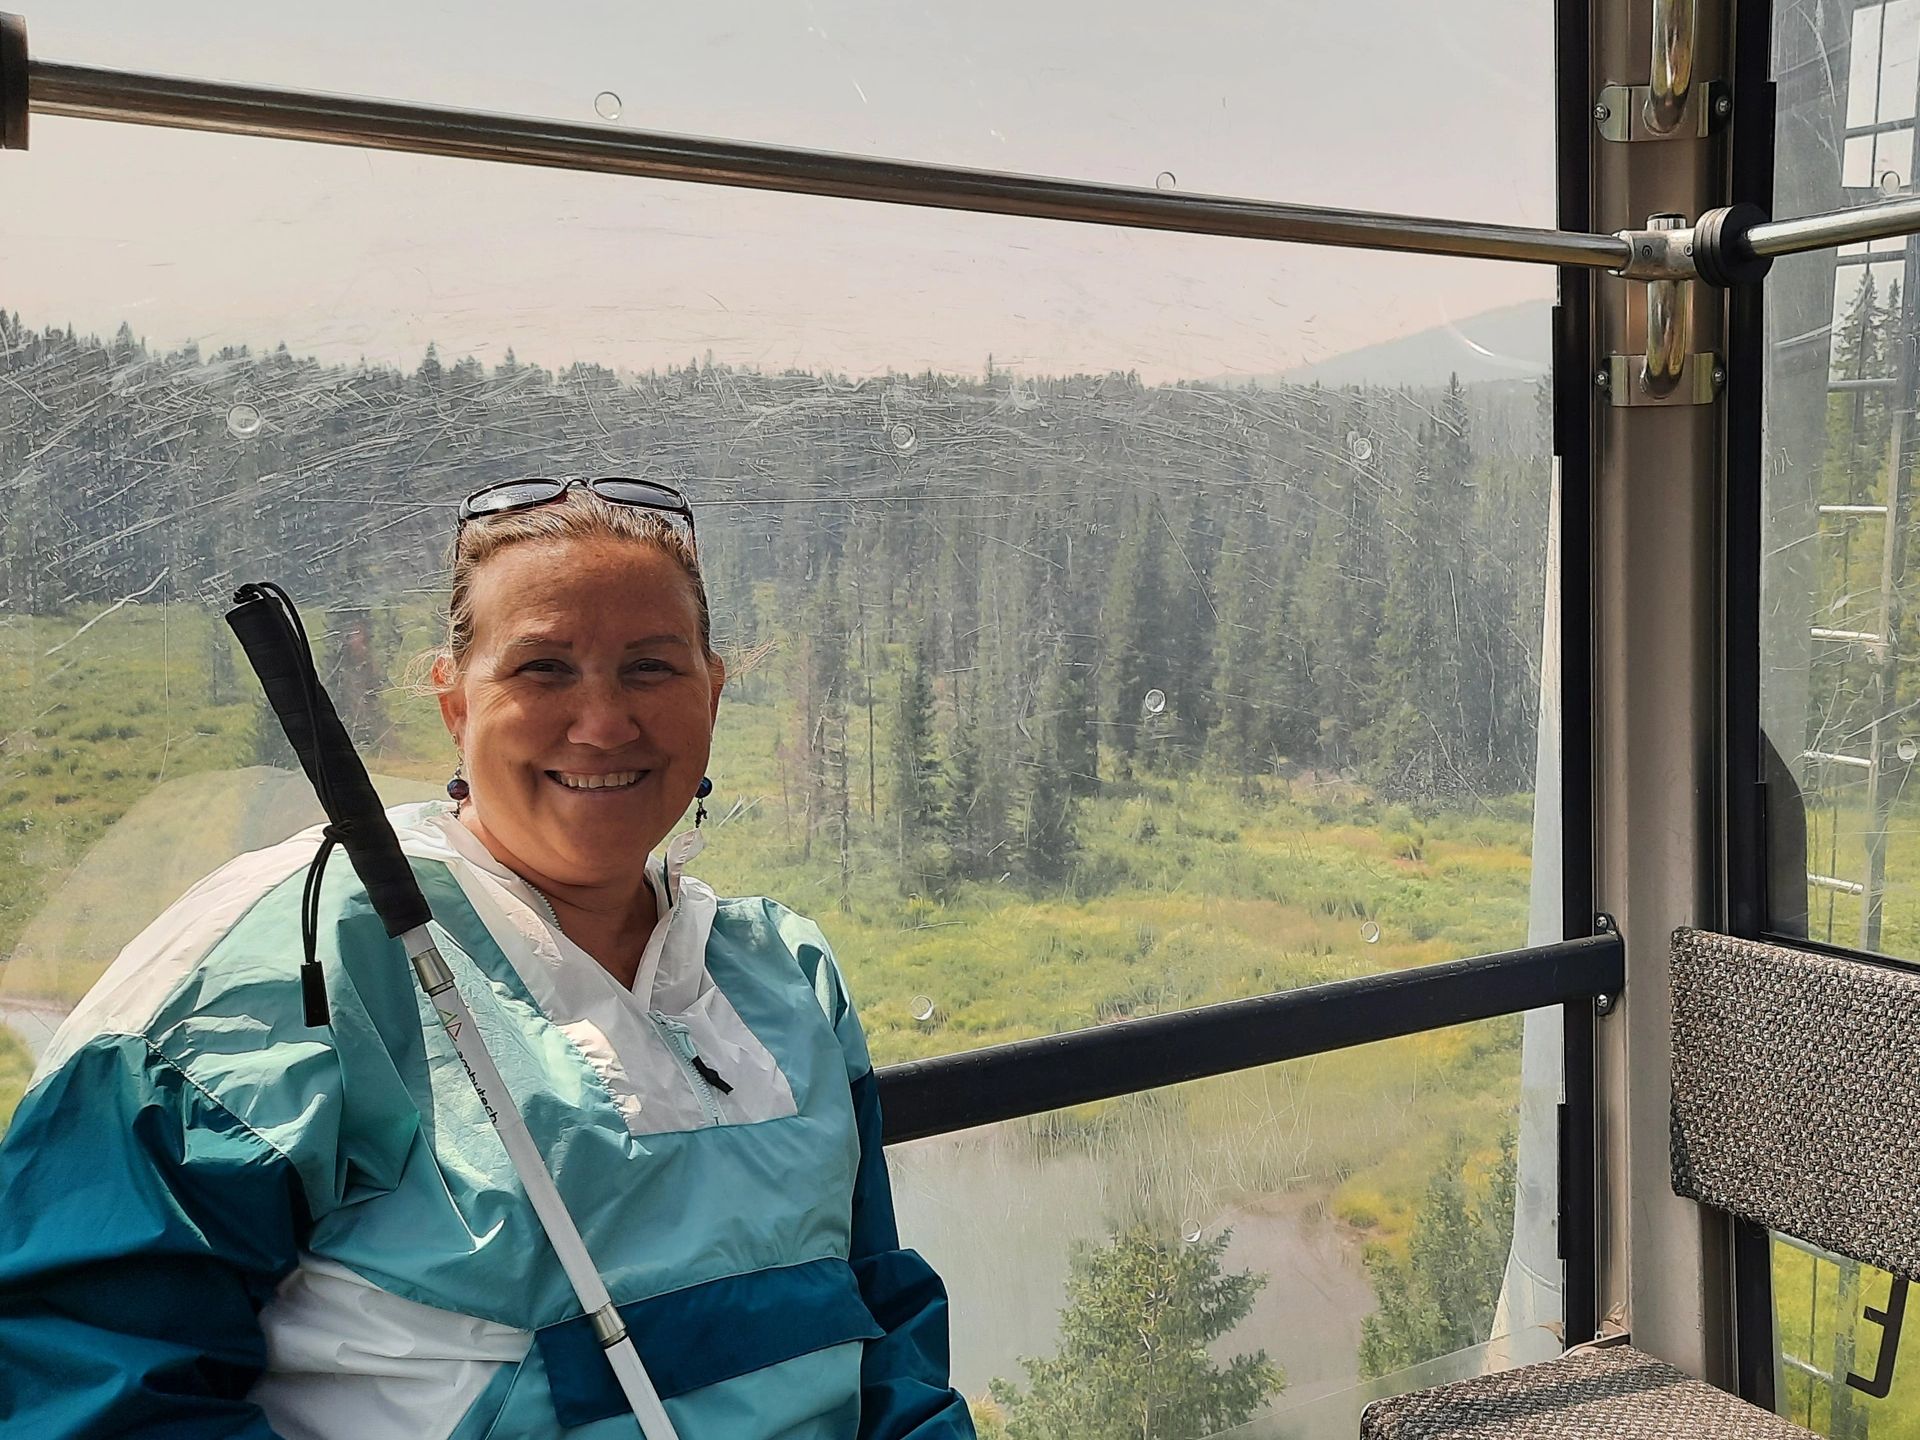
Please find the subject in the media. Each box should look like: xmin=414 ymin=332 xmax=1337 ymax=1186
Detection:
xmin=566 ymin=677 xmax=643 ymax=749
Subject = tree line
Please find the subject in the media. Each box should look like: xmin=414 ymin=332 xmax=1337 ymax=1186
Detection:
xmin=0 ymin=310 xmax=1552 ymax=892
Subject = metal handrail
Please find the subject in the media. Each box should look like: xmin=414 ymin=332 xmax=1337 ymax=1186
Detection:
xmin=1646 ymin=0 xmax=1698 ymax=136
xmin=1748 ymin=194 xmax=1920 ymax=259
xmin=875 ymin=932 xmax=1623 ymax=1144
xmin=16 ymin=52 xmax=1634 ymax=271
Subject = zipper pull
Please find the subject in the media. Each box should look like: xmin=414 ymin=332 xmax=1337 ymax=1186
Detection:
xmin=650 ymin=1010 xmax=734 ymax=1094
xmin=690 ymin=1055 xmax=733 ymax=1094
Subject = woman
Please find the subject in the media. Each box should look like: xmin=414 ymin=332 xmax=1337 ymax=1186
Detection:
xmin=0 ymin=480 xmax=975 ymax=1440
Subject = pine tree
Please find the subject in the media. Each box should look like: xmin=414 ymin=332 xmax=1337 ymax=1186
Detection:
xmin=1021 ymin=641 xmax=1086 ymax=884
xmin=1209 ymin=506 xmax=1277 ymax=793
xmin=941 ymin=681 xmax=997 ymax=882
xmin=1357 ymin=1131 xmax=1518 ymax=1379
xmin=1366 ymin=377 xmax=1480 ymax=800
xmin=1102 ymin=497 xmax=1169 ymax=773
xmin=890 ymin=627 xmax=941 ymax=881
xmin=989 ymin=1227 xmax=1284 ymax=1440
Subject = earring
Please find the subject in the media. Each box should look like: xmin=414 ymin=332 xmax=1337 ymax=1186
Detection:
xmin=695 ymin=775 xmax=712 ymax=827
xmin=447 ymin=760 xmax=470 ymax=802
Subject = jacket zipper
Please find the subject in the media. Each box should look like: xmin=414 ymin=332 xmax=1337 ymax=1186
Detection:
xmin=648 ymin=1010 xmax=729 ymax=1126
xmin=523 ymin=878 xmax=726 ymax=1125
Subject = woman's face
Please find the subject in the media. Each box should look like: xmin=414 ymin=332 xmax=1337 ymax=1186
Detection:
xmin=438 ymin=536 xmax=724 ymax=894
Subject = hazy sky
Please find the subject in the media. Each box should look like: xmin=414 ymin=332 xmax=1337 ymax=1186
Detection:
xmin=3 ymin=0 xmax=1558 ymax=382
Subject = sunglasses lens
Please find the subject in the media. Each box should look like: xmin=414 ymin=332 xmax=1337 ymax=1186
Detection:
xmin=594 ymin=479 xmax=687 ymax=510
xmin=463 ymin=480 xmax=566 ymax=517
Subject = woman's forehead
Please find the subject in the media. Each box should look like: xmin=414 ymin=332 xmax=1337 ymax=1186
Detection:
xmin=467 ymin=539 xmax=700 ymax=637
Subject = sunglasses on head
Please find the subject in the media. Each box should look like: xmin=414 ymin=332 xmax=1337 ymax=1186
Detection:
xmin=457 ymin=477 xmax=696 ymax=552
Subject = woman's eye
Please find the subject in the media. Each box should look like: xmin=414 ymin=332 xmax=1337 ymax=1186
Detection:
xmin=517 ymin=659 xmax=567 ymax=676
xmin=626 ymin=659 xmax=675 ymax=676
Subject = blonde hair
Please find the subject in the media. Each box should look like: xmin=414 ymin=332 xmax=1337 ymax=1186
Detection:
xmin=437 ymin=489 xmax=712 ymax=678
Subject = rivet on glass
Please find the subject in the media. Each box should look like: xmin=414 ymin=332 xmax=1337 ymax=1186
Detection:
xmin=889 ymin=422 xmax=917 ymax=453
xmin=225 ymin=403 xmax=263 ymax=440
xmin=1361 ymin=920 xmax=1382 ymax=944
xmin=1155 ymin=171 xmax=1177 ymax=190
xmin=1140 ymin=688 xmax=1168 ymax=717
xmin=594 ymin=91 xmax=624 ymax=122
xmin=910 ymin=995 xmax=936 ymax=1023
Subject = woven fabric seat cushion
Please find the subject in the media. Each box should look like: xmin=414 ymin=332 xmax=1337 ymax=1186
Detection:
xmin=1359 ymin=1344 xmax=1815 ymax=1438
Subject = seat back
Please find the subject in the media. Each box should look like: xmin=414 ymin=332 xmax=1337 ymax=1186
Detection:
xmin=1670 ymin=927 xmax=1920 ymax=1283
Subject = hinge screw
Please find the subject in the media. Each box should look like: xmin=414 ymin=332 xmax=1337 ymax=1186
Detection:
xmin=1596 ymin=993 xmax=1617 ymax=1016
xmin=1594 ymin=367 xmax=1612 ymax=389
xmin=1713 ymin=363 xmax=1728 ymax=387
xmin=1714 ymin=94 xmax=1732 ymax=117
xmin=1594 ymin=102 xmax=1612 ymax=123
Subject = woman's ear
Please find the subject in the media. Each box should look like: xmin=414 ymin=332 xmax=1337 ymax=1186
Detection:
xmin=434 ymin=654 xmax=466 ymax=747
xmin=707 ymin=652 xmax=726 ymax=723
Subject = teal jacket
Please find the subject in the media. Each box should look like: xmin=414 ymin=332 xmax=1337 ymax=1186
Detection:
xmin=0 ymin=803 xmax=974 ymax=1440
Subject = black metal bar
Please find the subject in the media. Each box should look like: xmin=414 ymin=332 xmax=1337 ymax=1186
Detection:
xmin=876 ymin=934 xmax=1624 ymax=1145
xmin=1556 ymin=0 xmax=1601 ymax=1352
xmin=1726 ymin=0 xmax=1780 ymax=1409
xmin=1846 ymin=1274 xmax=1909 ymax=1398
xmin=1561 ymin=996 xmax=1601 ymax=1343
xmin=0 ymin=12 xmax=23 ymax=150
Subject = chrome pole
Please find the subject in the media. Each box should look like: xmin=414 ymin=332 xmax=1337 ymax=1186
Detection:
xmin=22 ymin=58 xmax=1634 ymax=271
xmin=1645 ymin=0 xmax=1697 ymax=137
xmin=1746 ymin=194 xmax=1920 ymax=258
xmin=1642 ymin=214 xmax=1693 ymax=395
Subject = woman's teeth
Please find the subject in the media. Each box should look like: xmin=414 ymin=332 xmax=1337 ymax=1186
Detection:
xmin=551 ymin=771 xmax=643 ymax=791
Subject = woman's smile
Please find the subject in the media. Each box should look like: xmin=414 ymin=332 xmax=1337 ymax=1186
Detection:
xmin=548 ymin=768 xmax=649 ymax=793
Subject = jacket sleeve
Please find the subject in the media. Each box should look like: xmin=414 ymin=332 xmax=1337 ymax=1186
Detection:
xmin=773 ymin=903 xmax=977 ymax=1440
xmin=846 ymin=1062 xmax=979 ymax=1440
xmin=0 ymin=1033 xmax=306 ymax=1439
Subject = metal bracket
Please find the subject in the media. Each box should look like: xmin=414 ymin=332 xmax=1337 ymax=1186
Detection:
xmin=1601 ymin=215 xmax=1723 ymax=405
xmin=1846 ymin=1275 xmax=1910 ymax=1399
xmin=1611 ymin=224 xmax=1697 ymax=282
xmin=1594 ymin=80 xmax=1729 ymax=142
xmin=1602 ymin=353 xmax=1723 ymax=405
xmin=1591 ymin=913 xmax=1621 ymax=1013
xmin=0 ymin=12 xmax=26 ymax=152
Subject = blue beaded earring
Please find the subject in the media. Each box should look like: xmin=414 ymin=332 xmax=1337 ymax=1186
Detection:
xmin=447 ymin=759 xmax=470 ymax=803
xmin=695 ymin=775 xmax=712 ymax=826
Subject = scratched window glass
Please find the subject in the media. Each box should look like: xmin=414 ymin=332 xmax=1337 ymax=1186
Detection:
xmin=1764 ymin=3 xmax=1920 ymax=1433
xmin=1 ymin=5 xmax=1564 ymax=1427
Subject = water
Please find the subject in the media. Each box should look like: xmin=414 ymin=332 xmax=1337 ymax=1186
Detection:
xmin=888 ymin=1126 xmax=1376 ymax=1414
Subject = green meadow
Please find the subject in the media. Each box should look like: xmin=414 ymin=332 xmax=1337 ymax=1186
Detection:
xmin=0 ymin=601 xmax=1542 ymax=1264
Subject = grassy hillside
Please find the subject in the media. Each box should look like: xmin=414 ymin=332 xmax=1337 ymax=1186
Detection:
xmin=0 ymin=602 xmax=1542 ymax=1262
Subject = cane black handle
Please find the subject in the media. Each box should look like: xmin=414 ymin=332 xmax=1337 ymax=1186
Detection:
xmin=226 ymin=585 xmax=433 ymax=938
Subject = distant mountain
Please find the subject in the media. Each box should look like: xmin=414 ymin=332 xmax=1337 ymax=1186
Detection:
xmin=1211 ymin=300 xmax=1553 ymax=390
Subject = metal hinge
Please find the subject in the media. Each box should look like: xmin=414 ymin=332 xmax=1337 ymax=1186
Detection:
xmin=1595 ymin=80 xmax=1730 ymax=142
xmin=1599 ymin=353 xmax=1725 ymax=406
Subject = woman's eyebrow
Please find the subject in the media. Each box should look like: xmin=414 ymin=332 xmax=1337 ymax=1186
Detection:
xmin=502 ymin=633 xmax=692 ymax=652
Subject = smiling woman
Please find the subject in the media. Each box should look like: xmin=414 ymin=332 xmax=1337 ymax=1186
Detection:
xmin=0 ymin=481 xmax=976 ymax=1440
xmin=435 ymin=500 xmax=725 ymax=987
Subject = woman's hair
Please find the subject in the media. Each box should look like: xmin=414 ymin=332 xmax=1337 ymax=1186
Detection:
xmin=438 ymin=489 xmax=713 ymax=677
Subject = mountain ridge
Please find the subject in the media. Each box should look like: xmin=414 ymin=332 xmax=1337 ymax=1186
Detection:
xmin=1208 ymin=299 xmax=1553 ymax=390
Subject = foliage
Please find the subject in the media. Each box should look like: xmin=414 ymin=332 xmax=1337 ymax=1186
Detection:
xmin=988 ymin=1227 xmax=1283 ymax=1440
xmin=1357 ymin=1129 xmax=1518 ymax=1379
